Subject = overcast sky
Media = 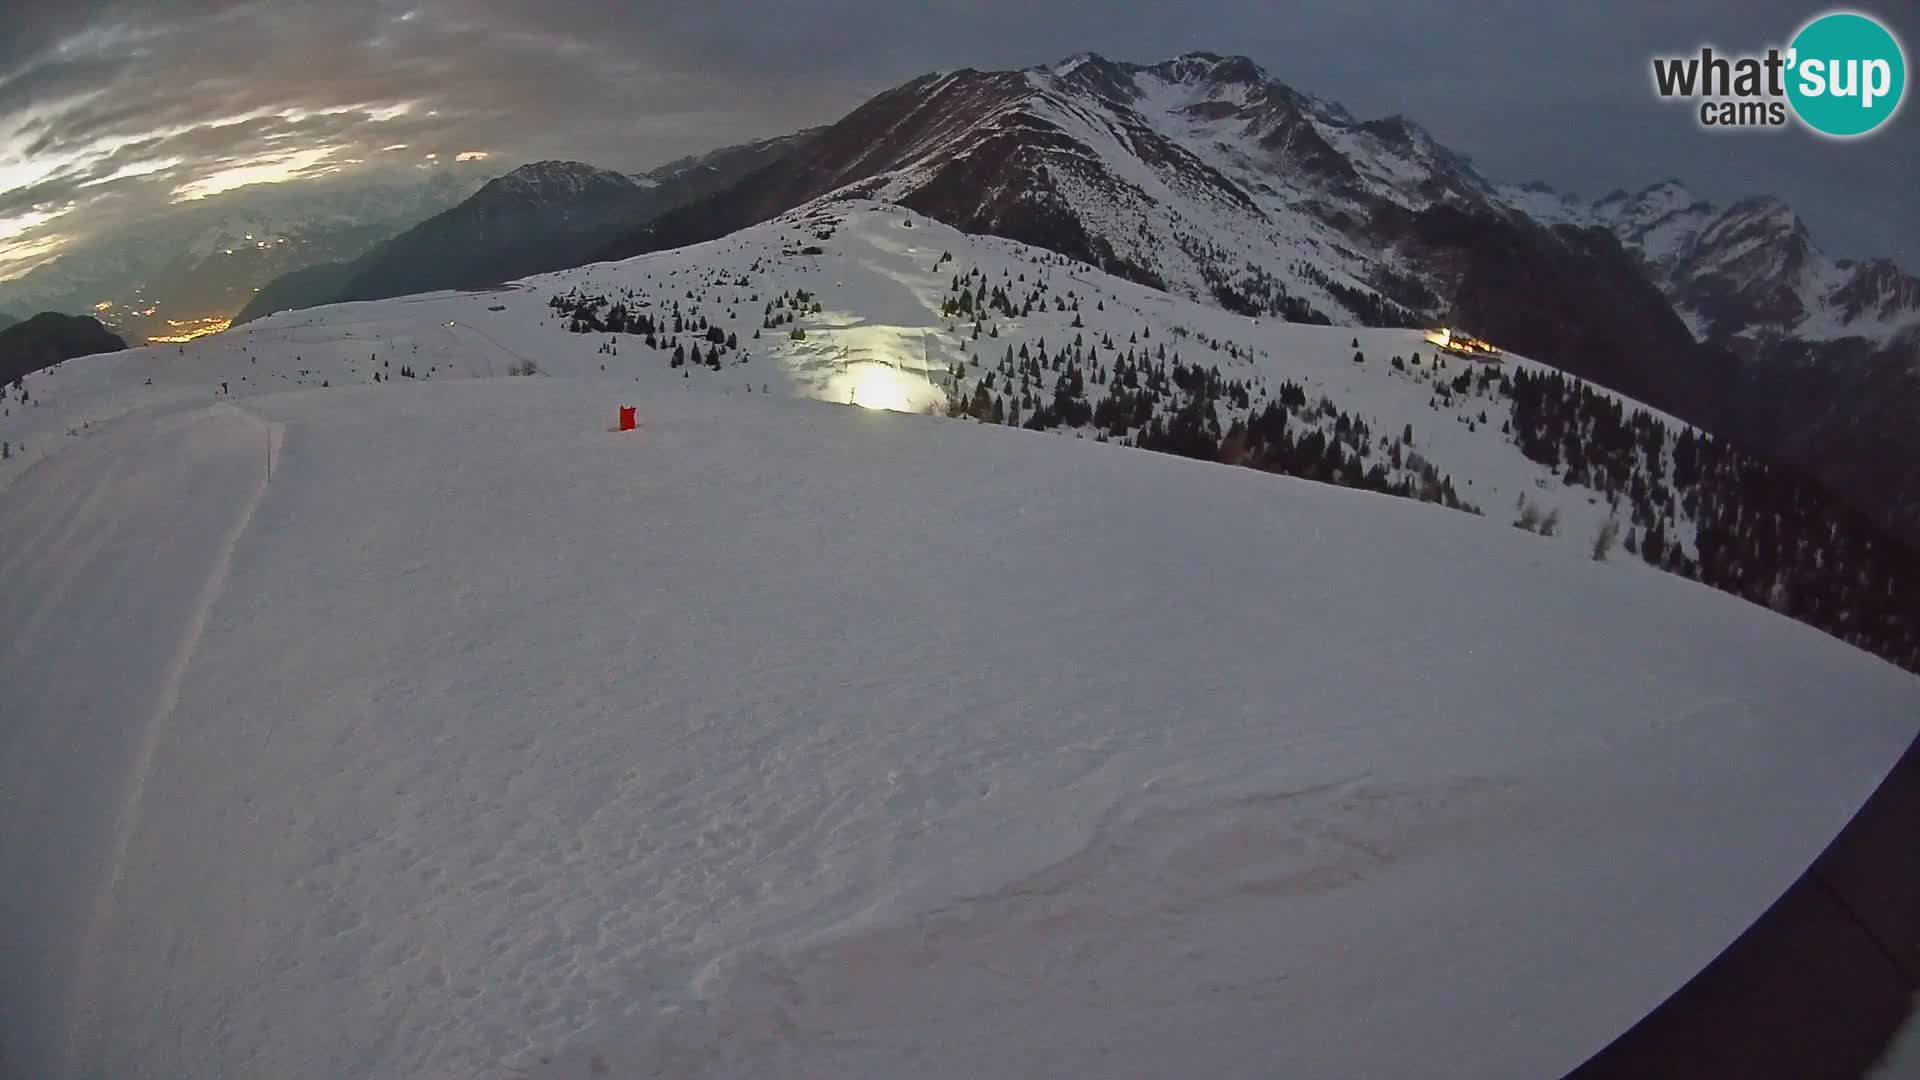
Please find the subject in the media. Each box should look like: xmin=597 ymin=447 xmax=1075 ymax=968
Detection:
xmin=1 ymin=0 xmax=1914 ymax=280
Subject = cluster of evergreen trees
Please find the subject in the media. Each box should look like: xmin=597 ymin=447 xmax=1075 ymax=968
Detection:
xmin=1226 ymin=399 xmax=1473 ymax=510
xmin=1206 ymin=261 xmax=1329 ymax=324
xmin=547 ymin=285 xmax=750 ymax=373
xmin=933 ymin=275 xmax=1476 ymax=516
xmin=937 ymin=262 xmax=1095 ymax=324
xmin=1505 ymin=368 xmax=1920 ymax=671
xmin=761 ymin=289 xmax=820 ymax=331
xmin=1184 ymin=254 xmax=1429 ymax=331
xmin=1284 ymin=261 xmax=1420 ymax=329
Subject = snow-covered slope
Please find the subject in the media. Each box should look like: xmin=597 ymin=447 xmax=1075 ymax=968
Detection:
xmin=9 ymin=202 xmax=1705 ymax=568
xmin=5 ymin=197 xmax=1919 ymax=1078
xmin=25 ymin=200 xmax=1920 ymax=683
xmin=5 ymin=329 xmax=1917 ymax=1078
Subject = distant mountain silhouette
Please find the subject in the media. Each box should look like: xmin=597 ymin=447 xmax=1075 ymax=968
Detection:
xmin=0 ymin=312 xmax=128 ymax=385
xmin=235 ymin=130 xmax=819 ymax=324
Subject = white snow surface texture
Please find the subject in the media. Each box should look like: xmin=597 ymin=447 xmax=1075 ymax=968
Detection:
xmin=0 ymin=206 xmax=1916 ymax=1080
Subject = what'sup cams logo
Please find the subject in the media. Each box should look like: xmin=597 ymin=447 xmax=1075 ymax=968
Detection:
xmin=1651 ymin=10 xmax=1906 ymax=137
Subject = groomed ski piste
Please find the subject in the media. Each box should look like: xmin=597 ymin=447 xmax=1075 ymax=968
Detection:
xmin=2 ymin=202 xmax=1916 ymax=1079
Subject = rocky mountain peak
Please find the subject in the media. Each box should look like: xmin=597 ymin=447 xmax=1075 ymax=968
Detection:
xmin=492 ymin=161 xmax=639 ymax=202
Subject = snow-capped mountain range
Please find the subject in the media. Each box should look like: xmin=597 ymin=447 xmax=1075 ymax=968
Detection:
xmin=471 ymin=159 xmax=654 ymax=206
xmin=609 ymin=51 xmax=1915 ymax=350
xmin=613 ymin=52 xmax=1499 ymax=325
xmin=592 ymin=51 xmax=1919 ymax=545
xmin=1512 ymin=178 xmax=1920 ymax=348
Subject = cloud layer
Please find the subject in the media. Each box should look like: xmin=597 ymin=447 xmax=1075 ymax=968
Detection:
xmin=1 ymin=0 xmax=1913 ymax=281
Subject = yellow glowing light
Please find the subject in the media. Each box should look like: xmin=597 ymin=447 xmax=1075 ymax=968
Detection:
xmin=1424 ymin=326 xmax=1500 ymax=358
xmin=94 ymin=300 xmax=113 ymax=312
xmin=148 ymin=316 xmax=232 ymax=344
xmin=847 ymin=363 xmax=915 ymax=412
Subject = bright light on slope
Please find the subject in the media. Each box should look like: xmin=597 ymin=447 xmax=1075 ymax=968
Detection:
xmin=845 ymin=363 xmax=917 ymax=411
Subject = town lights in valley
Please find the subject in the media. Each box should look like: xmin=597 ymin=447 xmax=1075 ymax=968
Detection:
xmin=148 ymin=317 xmax=232 ymax=344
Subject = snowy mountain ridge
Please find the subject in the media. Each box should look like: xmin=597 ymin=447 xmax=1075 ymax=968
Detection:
xmin=608 ymin=51 xmax=1544 ymax=331
xmin=908 ymin=50 xmax=1917 ymax=352
xmin=489 ymin=160 xmax=650 ymax=201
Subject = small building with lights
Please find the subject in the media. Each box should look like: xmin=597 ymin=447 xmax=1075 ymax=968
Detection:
xmin=1423 ymin=326 xmax=1503 ymax=361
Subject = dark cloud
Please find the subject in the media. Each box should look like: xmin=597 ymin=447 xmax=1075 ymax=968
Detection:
xmin=0 ymin=0 xmax=1913 ymax=280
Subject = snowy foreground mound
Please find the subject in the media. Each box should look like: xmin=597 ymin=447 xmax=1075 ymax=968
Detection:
xmin=2 ymin=375 xmax=1915 ymax=1080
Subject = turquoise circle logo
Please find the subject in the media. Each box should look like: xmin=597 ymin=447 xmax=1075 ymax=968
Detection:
xmin=1787 ymin=11 xmax=1906 ymax=137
